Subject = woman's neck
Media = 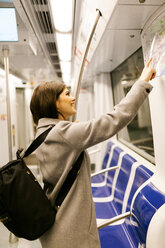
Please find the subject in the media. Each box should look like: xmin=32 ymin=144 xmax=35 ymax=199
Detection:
xmin=58 ymin=112 xmax=68 ymax=120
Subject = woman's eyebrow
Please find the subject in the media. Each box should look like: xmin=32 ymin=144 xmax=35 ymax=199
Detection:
xmin=65 ymin=89 xmax=70 ymax=94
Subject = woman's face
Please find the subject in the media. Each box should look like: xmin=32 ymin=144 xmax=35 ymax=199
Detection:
xmin=56 ymin=88 xmax=76 ymax=120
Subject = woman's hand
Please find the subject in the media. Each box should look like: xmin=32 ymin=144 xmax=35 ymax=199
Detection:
xmin=139 ymin=58 xmax=156 ymax=82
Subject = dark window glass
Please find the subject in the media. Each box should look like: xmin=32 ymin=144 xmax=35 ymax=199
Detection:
xmin=111 ymin=48 xmax=154 ymax=164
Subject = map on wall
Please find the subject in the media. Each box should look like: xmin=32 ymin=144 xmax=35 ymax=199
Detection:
xmin=141 ymin=11 xmax=165 ymax=77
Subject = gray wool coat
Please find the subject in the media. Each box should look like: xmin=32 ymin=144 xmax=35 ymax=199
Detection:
xmin=35 ymin=80 xmax=153 ymax=248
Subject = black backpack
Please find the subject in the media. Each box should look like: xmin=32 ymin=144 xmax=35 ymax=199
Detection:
xmin=0 ymin=126 xmax=84 ymax=240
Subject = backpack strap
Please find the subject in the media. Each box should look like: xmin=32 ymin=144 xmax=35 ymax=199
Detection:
xmin=22 ymin=126 xmax=54 ymax=158
xmin=55 ymin=151 xmax=84 ymax=210
xmin=21 ymin=124 xmax=84 ymax=210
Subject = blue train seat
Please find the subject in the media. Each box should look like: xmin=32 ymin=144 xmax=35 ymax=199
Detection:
xmin=131 ymin=182 xmax=165 ymax=246
xmin=91 ymin=141 xmax=117 ymax=185
xmin=91 ymin=140 xmax=157 ymax=247
xmin=97 ymin=166 xmax=154 ymax=248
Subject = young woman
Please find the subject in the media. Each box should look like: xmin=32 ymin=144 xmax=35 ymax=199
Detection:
xmin=30 ymin=59 xmax=156 ymax=248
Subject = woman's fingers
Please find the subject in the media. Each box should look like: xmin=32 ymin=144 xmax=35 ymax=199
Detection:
xmin=140 ymin=58 xmax=156 ymax=82
xmin=146 ymin=58 xmax=152 ymax=67
xmin=151 ymin=70 xmax=156 ymax=80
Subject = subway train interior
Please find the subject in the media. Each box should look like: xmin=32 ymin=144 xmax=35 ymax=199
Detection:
xmin=0 ymin=0 xmax=165 ymax=247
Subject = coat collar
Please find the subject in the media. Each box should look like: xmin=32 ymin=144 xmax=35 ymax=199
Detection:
xmin=37 ymin=118 xmax=62 ymax=129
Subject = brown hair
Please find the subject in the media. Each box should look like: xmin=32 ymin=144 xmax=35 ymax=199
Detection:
xmin=30 ymin=80 xmax=65 ymax=125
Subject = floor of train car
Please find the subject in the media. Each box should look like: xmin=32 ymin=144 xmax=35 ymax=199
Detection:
xmin=0 ymin=223 xmax=41 ymax=248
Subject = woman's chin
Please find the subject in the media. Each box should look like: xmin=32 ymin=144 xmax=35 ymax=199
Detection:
xmin=72 ymin=108 xmax=77 ymax=114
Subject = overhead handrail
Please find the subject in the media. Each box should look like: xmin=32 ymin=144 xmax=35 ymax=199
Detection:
xmin=72 ymin=9 xmax=102 ymax=121
xmin=91 ymin=166 xmax=119 ymax=178
xmin=97 ymin=211 xmax=131 ymax=230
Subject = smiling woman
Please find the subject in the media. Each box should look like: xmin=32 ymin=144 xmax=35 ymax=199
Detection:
xmin=28 ymin=61 xmax=155 ymax=248
xmin=30 ymin=80 xmax=65 ymax=125
xmin=30 ymin=81 xmax=76 ymax=123
xmin=56 ymin=88 xmax=76 ymax=120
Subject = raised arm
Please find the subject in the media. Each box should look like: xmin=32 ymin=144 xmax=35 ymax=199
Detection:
xmin=57 ymin=59 xmax=156 ymax=150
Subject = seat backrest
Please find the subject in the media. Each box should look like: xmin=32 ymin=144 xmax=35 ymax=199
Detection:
xmin=101 ymin=141 xmax=115 ymax=170
xmin=106 ymin=146 xmax=124 ymax=192
xmin=92 ymin=140 xmax=154 ymax=217
xmin=131 ymin=182 xmax=165 ymax=245
xmin=91 ymin=141 xmax=119 ymax=185
xmin=110 ymin=152 xmax=137 ymax=213
xmin=106 ymin=144 xmax=154 ymax=214
xmin=126 ymin=165 xmax=153 ymax=212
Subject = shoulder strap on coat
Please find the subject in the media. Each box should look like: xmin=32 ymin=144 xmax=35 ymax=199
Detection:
xmin=23 ymin=126 xmax=54 ymax=158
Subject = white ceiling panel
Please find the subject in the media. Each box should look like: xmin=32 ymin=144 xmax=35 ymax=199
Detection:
xmin=8 ymin=55 xmax=56 ymax=81
xmin=81 ymin=0 xmax=165 ymax=82
xmin=118 ymin=0 xmax=165 ymax=5
xmin=109 ymin=29 xmax=142 ymax=71
xmin=107 ymin=5 xmax=161 ymax=30
xmin=85 ymin=29 xmax=141 ymax=78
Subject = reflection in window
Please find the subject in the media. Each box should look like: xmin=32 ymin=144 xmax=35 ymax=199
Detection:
xmin=111 ymin=48 xmax=154 ymax=163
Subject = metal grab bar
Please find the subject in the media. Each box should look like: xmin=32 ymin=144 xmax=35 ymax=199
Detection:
xmin=3 ymin=49 xmax=19 ymax=245
xmin=91 ymin=165 xmax=119 ymax=178
xmin=72 ymin=9 xmax=102 ymax=121
xmin=88 ymin=149 xmax=100 ymax=155
xmin=91 ymin=166 xmax=119 ymax=177
xmin=97 ymin=211 xmax=131 ymax=230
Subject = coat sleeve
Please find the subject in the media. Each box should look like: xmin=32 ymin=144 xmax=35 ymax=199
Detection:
xmin=57 ymin=80 xmax=153 ymax=150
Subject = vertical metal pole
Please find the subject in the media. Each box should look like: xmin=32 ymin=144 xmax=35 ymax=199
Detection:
xmin=3 ymin=49 xmax=12 ymax=161
xmin=3 ymin=50 xmax=19 ymax=244
xmin=72 ymin=9 xmax=102 ymax=121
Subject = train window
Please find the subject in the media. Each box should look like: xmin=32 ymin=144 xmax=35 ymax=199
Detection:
xmin=111 ymin=48 xmax=155 ymax=164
